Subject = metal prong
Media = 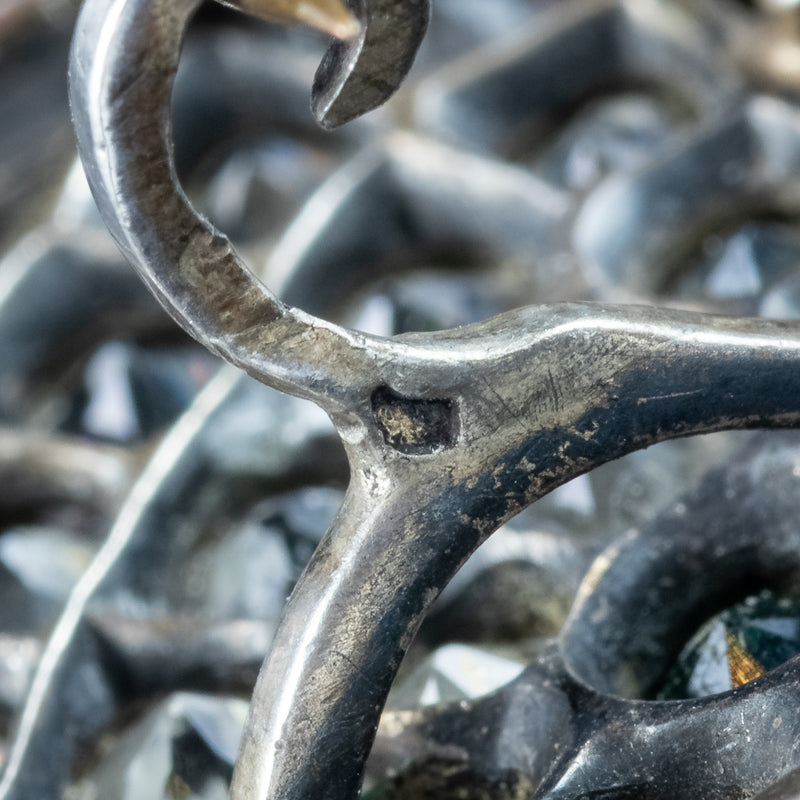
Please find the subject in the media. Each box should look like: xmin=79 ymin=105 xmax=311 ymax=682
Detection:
xmin=312 ymin=0 xmax=431 ymax=128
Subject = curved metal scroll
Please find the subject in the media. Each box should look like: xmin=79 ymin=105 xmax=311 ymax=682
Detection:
xmin=312 ymin=0 xmax=431 ymax=128
xmin=69 ymin=1 xmax=800 ymax=798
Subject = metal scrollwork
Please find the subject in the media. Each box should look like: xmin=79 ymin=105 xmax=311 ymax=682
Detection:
xmin=2 ymin=0 xmax=800 ymax=798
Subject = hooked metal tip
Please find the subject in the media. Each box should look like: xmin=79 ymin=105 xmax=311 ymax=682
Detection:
xmin=312 ymin=0 xmax=431 ymax=129
xmin=216 ymin=0 xmax=361 ymax=39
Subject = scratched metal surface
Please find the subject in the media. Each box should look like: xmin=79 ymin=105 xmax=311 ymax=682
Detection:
xmin=3 ymin=1 xmax=800 ymax=798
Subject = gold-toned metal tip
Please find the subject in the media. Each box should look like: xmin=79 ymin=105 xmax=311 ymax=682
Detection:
xmin=218 ymin=0 xmax=361 ymax=39
xmin=293 ymin=0 xmax=361 ymax=38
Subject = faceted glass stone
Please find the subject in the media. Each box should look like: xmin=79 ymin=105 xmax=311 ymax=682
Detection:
xmin=345 ymin=268 xmax=521 ymax=337
xmin=61 ymin=340 xmax=216 ymax=443
xmin=203 ymin=140 xmax=338 ymax=244
xmin=68 ymin=693 xmax=248 ymax=800
xmin=534 ymin=94 xmax=679 ymax=191
xmin=0 ymin=525 xmax=94 ymax=636
xmin=659 ymin=590 xmax=800 ymax=699
xmin=761 ymin=271 xmax=800 ymax=319
xmin=386 ymin=643 xmax=525 ymax=710
xmin=173 ymin=487 xmax=343 ymax=620
xmin=0 ymin=634 xmax=41 ymax=718
xmin=671 ymin=223 xmax=800 ymax=315
xmin=0 ymin=525 xmax=96 ymax=733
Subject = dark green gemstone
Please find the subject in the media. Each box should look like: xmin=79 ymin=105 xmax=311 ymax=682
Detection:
xmin=659 ymin=590 xmax=800 ymax=700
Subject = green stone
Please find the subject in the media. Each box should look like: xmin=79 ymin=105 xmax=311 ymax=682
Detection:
xmin=659 ymin=590 xmax=800 ymax=700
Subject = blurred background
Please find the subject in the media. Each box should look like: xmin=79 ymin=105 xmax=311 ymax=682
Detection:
xmin=4 ymin=0 xmax=800 ymax=797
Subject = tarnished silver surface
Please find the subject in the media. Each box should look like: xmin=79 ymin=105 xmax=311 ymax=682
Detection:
xmin=3 ymin=0 xmax=800 ymax=798
xmin=59 ymin=1 xmax=800 ymax=799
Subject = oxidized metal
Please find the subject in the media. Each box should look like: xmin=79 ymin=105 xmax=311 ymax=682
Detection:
xmin=1 ymin=0 xmax=800 ymax=798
